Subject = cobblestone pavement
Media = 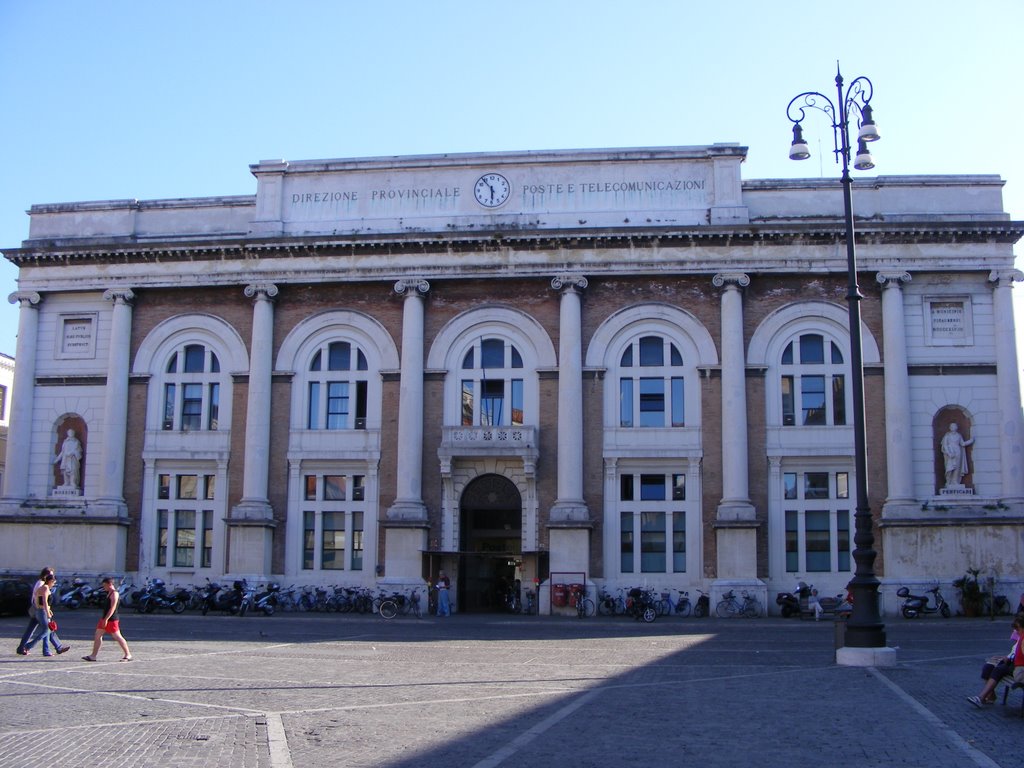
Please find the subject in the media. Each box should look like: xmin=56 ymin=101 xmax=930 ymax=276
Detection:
xmin=1 ymin=609 xmax=1020 ymax=768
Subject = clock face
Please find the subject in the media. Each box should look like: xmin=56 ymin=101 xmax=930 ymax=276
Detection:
xmin=474 ymin=173 xmax=511 ymax=208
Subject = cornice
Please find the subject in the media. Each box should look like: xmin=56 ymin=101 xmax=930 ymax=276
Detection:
xmin=5 ymin=219 xmax=1022 ymax=266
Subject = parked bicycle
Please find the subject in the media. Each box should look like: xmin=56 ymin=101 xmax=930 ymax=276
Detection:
xmin=692 ymin=589 xmax=710 ymax=618
xmin=716 ymin=589 xmax=761 ymax=618
xmin=570 ymin=584 xmax=595 ymax=618
xmin=597 ymin=588 xmax=625 ymax=616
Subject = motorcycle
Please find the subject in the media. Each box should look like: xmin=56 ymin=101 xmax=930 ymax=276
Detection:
xmin=252 ymin=582 xmax=281 ymax=616
xmin=135 ymin=578 xmax=186 ymax=614
xmin=897 ymin=585 xmax=951 ymax=618
xmin=59 ymin=578 xmax=96 ymax=610
xmin=210 ymin=579 xmax=248 ymax=615
xmin=776 ymin=581 xmax=812 ymax=618
xmin=199 ymin=580 xmax=222 ymax=615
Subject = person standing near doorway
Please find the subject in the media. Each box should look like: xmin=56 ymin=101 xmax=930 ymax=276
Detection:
xmin=436 ymin=570 xmax=451 ymax=617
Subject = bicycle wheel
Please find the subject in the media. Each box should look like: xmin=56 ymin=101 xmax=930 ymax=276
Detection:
xmin=655 ymin=599 xmax=670 ymax=617
xmin=716 ymin=599 xmax=737 ymax=618
xmin=676 ymin=600 xmax=691 ymax=618
xmin=581 ymin=598 xmax=595 ymax=617
xmin=598 ymin=598 xmax=613 ymax=616
xmin=614 ymin=597 xmax=626 ymax=615
xmin=742 ymin=599 xmax=761 ymax=618
xmin=379 ymin=600 xmax=398 ymax=619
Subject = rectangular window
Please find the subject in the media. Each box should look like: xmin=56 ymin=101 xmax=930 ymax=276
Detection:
xmin=784 ymin=472 xmax=798 ymax=500
xmin=672 ymin=511 xmax=686 ymax=572
xmin=174 ymin=510 xmax=196 ymax=567
xmin=638 ymin=378 xmax=664 ymax=427
xmin=801 ymin=376 xmax=826 ymax=425
xmin=805 ymin=510 xmax=831 ymax=571
xmin=326 ymin=382 xmax=349 ymax=429
xmin=785 ymin=510 xmax=798 ymax=572
xmin=804 ymin=473 xmax=829 ymax=500
xmin=672 ymin=473 xmax=685 ymax=501
xmin=619 ymin=378 xmax=634 ymax=427
xmin=461 ymin=380 xmax=474 ymax=426
xmin=304 ymin=475 xmax=317 ymax=501
xmin=640 ymin=511 xmax=666 ymax=572
xmin=354 ymin=381 xmax=368 ymax=429
xmin=208 ymin=383 xmax=220 ymax=430
xmin=351 ymin=475 xmax=365 ymax=501
xmin=639 ymin=336 xmax=663 ymax=366
xmin=201 ymin=510 xmax=213 ymax=568
xmin=671 ymin=377 xmax=684 ymax=427
xmin=836 ymin=472 xmax=849 ymax=499
xmin=620 ymin=474 xmax=634 ymax=502
xmin=351 ymin=511 xmax=364 ymax=570
xmin=781 ymin=376 xmax=795 ymax=426
xmin=832 ymin=375 xmax=846 ymax=425
xmin=156 ymin=509 xmax=168 ymax=567
xmin=837 ymin=510 xmax=851 ymax=571
xmin=324 ymin=475 xmax=346 ymax=501
xmin=510 ymin=379 xmax=524 ymax=426
xmin=322 ymin=512 xmax=345 ymax=570
xmin=480 ymin=380 xmax=504 ymax=425
xmin=181 ymin=383 xmax=203 ymax=431
xmin=158 ymin=474 xmax=171 ymax=500
xmin=177 ymin=475 xmax=198 ymax=500
xmin=203 ymin=475 xmax=216 ymax=501
xmin=640 ymin=474 xmax=666 ymax=501
xmin=308 ymin=382 xmax=321 ymax=428
xmin=303 ymin=511 xmax=315 ymax=570
xmin=163 ymin=383 xmax=176 ymax=430
xmin=620 ymin=511 xmax=634 ymax=573
xmin=0 ymin=384 xmax=6 ymax=420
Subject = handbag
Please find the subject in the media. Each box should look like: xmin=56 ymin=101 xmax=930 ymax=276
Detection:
xmin=48 ymin=620 xmax=58 ymax=631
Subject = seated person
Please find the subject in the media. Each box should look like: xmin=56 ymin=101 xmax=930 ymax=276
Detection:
xmin=968 ymin=615 xmax=1024 ymax=707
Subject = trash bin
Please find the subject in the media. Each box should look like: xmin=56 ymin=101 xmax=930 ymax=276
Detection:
xmin=552 ymin=584 xmax=568 ymax=607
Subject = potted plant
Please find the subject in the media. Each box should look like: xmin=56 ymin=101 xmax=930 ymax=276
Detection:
xmin=953 ymin=568 xmax=984 ymax=617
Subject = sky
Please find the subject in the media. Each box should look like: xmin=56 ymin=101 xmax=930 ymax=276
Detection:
xmin=2 ymin=0 xmax=1023 ymax=369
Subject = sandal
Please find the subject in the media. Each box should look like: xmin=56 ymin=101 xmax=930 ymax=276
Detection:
xmin=81 ymin=656 xmax=97 ymax=662
xmin=119 ymin=656 xmax=133 ymax=662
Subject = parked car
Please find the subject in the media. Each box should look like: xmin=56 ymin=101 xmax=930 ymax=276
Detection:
xmin=0 ymin=580 xmax=31 ymax=617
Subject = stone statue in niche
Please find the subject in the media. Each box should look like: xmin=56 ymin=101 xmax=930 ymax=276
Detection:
xmin=940 ymin=422 xmax=974 ymax=489
xmin=53 ymin=428 xmax=83 ymax=491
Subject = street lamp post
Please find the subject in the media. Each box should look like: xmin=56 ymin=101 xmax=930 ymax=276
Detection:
xmin=786 ymin=65 xmax=886 ymax=650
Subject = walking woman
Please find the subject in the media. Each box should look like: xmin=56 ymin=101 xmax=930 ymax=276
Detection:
xmin=22 ymin=573 xmax=59 ymax=657
xmin=82 ymin=576 xmax=133 ymax=662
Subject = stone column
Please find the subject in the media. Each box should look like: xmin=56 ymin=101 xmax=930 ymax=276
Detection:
xmin=2 ymin=291 xmax=41 ymax=503
xmin=713 ymin=273 xmax=754 ymax=521
xmin=96 ymin=288 xmax=135 ymax=514
xmin=710 ymin=273 xmax=762 ymax=607
xmin=383 ymin=279 xmax=430 ymax=581
xmin=387 ymin=279 xmax=430 ymax=521
xmin=989 ymin=269 xmax=1024 ymax=502
xmin=548 ymin=275 xmax=591 ymax=584
xmin=228 ymin=283 xmax=277 ymax=575
xmin=876 ymin=272 xmax=915 ymax=512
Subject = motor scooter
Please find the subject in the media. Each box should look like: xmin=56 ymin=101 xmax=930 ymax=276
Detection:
xmin=897 ymin=585 xmax=951 ymax=618
xmin=58 ymin=578 xmax=96 ymax=610
xmin=776 ymin=581 xmax=811 ymax=618
xmin=253 ymin=582 xmax=281 ymax=616
xmin=135 ymin=578 xmax=186 ymax=614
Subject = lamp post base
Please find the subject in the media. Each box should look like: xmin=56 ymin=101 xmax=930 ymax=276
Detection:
xmin=836 ymin=645 xmax=898 ymax=667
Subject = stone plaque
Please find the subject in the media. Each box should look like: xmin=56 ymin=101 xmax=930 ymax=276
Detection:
xmin=57 ymin=314 xmax=97 ymax=359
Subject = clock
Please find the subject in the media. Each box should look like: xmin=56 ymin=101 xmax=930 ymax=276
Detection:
xmin=474 ymin=173 xmax=511 ymax=208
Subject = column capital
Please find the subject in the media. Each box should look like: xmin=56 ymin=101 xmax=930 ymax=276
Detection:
xmin=393 ymin=278 xmax=430 ymax=296
xmin=102 ymin=287 xmax=136 ymax=305
xmin=875 ymin=271 xmax=912 ymax=288
xmin=8 ymin=290 xmax=41 ymax=307
xmin=244 ymin=282 xmax=279 ymax=301
xmin=988 ymin=268 xmax=1024 ymax=288
xmin=550 ymin=274 xmax=588 ymax=292
xmin=712 ymin=272 xmax=750 ymax=289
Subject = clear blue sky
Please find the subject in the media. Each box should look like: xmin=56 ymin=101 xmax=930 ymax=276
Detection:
xmin=2 ymin=1 xmax=1023 ymax=365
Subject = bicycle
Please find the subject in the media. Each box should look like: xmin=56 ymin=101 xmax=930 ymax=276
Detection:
xmin=656 ymin=589 xmax=691 ymax=617
xmin=715 ymin=589 xmax=761 ymax=618
xmin=597 ymin=588 xmax=624 ymax=616
xmin=570 ymin=585 xmax=595 ymax=618
xmin=523 ymin=588 xmax=536 ymax=615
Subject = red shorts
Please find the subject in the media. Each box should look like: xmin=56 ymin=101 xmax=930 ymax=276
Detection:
xmin=97 ymin=619 xmax=120 ymax=635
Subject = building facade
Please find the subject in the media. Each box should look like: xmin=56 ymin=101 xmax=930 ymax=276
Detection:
xmin=2 ymin=146 xmax=1022 ymax=614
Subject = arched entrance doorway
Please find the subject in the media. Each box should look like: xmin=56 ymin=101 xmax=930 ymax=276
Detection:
xmin=459 ymin=474 xmax=522 ymax=613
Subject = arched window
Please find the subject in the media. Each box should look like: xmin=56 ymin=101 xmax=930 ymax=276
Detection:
xmin=460 ymin=337 xmax=524 ymax=426
xmin=617 ymin=335 xmax=685 ymax=428
xmin=162 ymin=343 xmax=221 ymax=431
xmin=779 ymin=333 xmax=847 ymax=427
xmin=306 ymin=341 xmax=370 ymax=430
